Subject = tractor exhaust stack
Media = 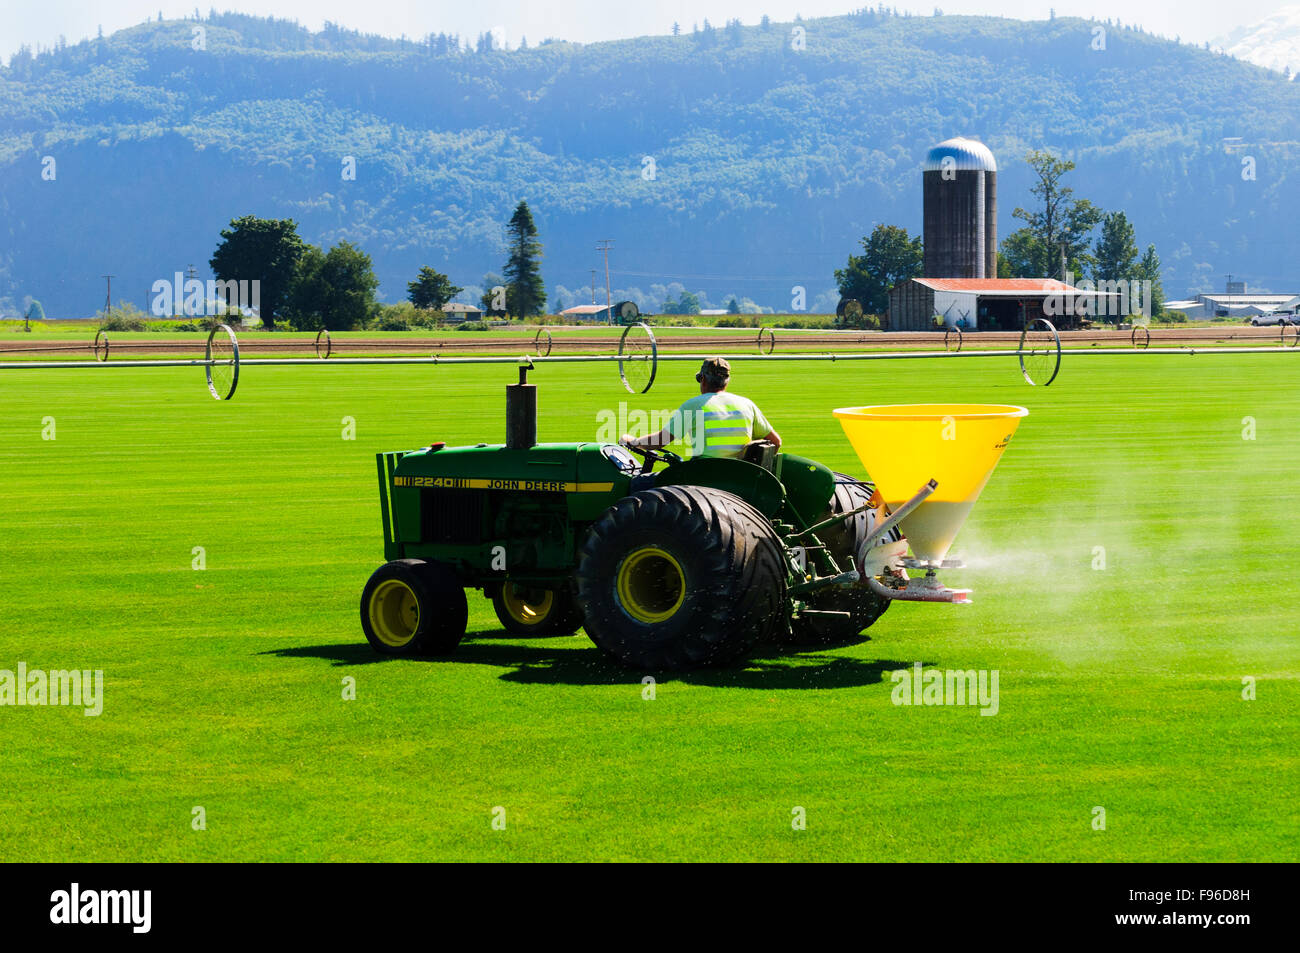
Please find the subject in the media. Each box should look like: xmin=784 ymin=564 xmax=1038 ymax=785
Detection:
xmin=505 ymin=363 xmax=537 ymax=449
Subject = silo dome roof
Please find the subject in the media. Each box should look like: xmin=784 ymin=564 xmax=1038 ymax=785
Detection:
xmin=923 ymin=137 xmax=997 ymax=172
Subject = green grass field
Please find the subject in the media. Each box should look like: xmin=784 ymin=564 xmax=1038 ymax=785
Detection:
xmin=1 ymin=348 xmax=1297 ymax=861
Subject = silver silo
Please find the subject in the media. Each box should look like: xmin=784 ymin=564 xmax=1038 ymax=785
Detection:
xmin=922 ymin=137 xmax=998 ymax=279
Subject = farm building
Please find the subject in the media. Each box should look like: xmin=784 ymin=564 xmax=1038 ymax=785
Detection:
xmin=1163 ymin=292 xmax=1300 ymax=320
xmin=442 ymin=303 xmax=483 ymax=323
xmin=560 ymin=304 xmax=614 ymax=321
xmin=887 ymin=278 xmax=1114 ymax=331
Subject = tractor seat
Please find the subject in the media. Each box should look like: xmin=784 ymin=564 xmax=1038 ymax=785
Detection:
xmin=741 ymin=440 xmax=778 ymax=472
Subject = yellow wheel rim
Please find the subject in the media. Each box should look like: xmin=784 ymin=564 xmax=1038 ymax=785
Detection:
xmin=369 ymin=578 xmax=420 ymax=647
xmin=501 ymin=584 xmax=555 ymax=626
xmin=616 ymin=547 xmax=686 ymax=624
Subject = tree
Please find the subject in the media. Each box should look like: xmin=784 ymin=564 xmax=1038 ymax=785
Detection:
xmin=286 ymin=242 xmax=378 ymax=330
xmin=998 ymin=229 xmax=1039 ymax=278
xmin=503 ymin=201 xmax=545 ymax=317
xmin=407 ymin=266 xmax=462 ymax=310
xmin=285 ymin=245 xmax=327 ymax=329
xmin=1008 ymin=150 xmax=1103 ymax=279
xmin=726 ymin=296 xmax=741 ymax=314
xmin=1136 ymin=244 xmax=1164 ymax=317
xmin=24 ymin=299 xmax=44 ymax=331
xmin=662 ymin=291 xmax=701 ymax=315
xmin=480 ymin=271 xmax=506 ymax=315
xmin=834 ymin=224 xmax=923 ymax=315
xmin=209 ymin=216 xmax=306 ymax=330
xmin=1090 ymin=211 xmax=1140 ymax=323
xmin=1092 ymin=211 xmax=1138 ymax=285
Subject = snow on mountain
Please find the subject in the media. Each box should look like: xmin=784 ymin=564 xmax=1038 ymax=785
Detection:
xmin=1217 ymin=5 xmax=1300 ymax=77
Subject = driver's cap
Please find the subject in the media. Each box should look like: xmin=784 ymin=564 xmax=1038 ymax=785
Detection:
xmin=696 ymin=356 xmax=731 ymax=385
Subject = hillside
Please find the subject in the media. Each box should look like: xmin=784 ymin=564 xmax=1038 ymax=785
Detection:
xmin=3 ymin=10 xmax=1300 ymax=318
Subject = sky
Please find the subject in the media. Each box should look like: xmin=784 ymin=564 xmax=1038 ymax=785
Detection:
xmin=1 ymin=0 xmax=1292 ymax=62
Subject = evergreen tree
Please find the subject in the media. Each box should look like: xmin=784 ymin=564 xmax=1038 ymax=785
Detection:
xmin=503 ymin=201 xmax=545 ymax=317
xmin=1136 ymin=244 xmax=1164 ymax=317
xmin=1092 ymin=211 xmax=1138 ymax=286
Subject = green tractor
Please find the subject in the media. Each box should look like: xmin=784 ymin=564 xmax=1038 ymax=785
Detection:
xmin=361 ymin=366 xmax=925 ymax=670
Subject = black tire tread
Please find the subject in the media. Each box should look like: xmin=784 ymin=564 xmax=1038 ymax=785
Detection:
xmin=576 ymin=485 xmax=786 ymax=670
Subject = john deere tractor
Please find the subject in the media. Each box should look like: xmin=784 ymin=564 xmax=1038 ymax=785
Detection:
xmin=360 ymin=366 xmax=913 ymax=670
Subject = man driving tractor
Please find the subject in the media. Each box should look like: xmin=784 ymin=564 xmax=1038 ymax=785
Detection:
xmin=621 ymin=357 xmax=782 ymax=459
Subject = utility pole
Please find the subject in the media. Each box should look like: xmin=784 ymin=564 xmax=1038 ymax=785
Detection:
xmin=101 ymin=275 xmax=114 ymax=318
xmin=597 ymin=239 xmax=614 ymax=323
xmin=186 ymin=263 xmax=197 ymax=318
xmin=1224 ymin=273 xmax=1233 ymax=294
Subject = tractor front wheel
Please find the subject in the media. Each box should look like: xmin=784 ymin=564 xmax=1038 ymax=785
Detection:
xmin=361 ymin=559 xmax=467 ymax=657
xmin=492 ymin=581 xmax=585 ymax=635
xmin=576 ymin=485 xmax=787 ymax=670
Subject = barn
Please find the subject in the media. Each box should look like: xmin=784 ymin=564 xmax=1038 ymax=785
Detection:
xmin=887 ymin=278 xmax=1099 ymax=331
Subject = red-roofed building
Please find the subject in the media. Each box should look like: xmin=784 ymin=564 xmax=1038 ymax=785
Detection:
xmin=887 ymin=277 xmax=1109 ymax=331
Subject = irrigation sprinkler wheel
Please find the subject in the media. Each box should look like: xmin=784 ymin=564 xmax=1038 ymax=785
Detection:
xmin=360 ymin=559 xmax=467 ymax=656
xmin=93 ymin=330 xmax=110 ymax=362
xmin=576 ymin=485 xmax=786 ymax=669
xmin=1132 ymin=325 xmax=1150 ymax=349
xmin=492 ymin=580 xmax=584 ymax=635
xmin=757 ymin=327 xmax=776 ymax=355
xmin=944 ymin=326 xmax=963 ymax=352
xmin=785 ymin=472 xmax=893 ymax=644
xmin=205 ymin=324 xmax=240 ymax=400
xmin=1018 ymin=317 xmax=1061 ymax=386
xmin=1282 ymin=320 xmax=1299 ymax=348
xmin=618 ymin=321 xmax=658 ymax=394
xmin=315 ymin=329 xmax=331 ymax=359
xmin=533 ymin=327 xmax=553 ymax=358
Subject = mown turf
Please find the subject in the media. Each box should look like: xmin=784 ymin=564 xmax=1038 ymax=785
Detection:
xmin=0 ymin=350 xmax=1296 ymax=861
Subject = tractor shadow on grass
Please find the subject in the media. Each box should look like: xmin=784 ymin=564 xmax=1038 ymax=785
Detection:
xmin=264 ymin=636 xmax=924 ymax=691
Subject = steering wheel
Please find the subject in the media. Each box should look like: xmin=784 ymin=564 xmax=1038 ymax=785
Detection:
xmin=623 ymin=443 xmax=682 ymax=475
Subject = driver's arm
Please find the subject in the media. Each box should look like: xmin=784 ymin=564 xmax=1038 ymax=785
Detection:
xmin=621 ymin=428 xmax=672 ymax=450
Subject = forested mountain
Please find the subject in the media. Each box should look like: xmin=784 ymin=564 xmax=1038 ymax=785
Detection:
xmin=3 ymin=9 xmax=1299 ymax=318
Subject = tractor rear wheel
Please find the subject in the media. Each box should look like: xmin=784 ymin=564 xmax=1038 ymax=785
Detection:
xmin=492 ymin=581 xmax=585 ymax=635
xmin=576 ymin=485 xmax=787 ymax=670
xmin=361 ymin=559 xmax=467 ymax=657
xmin=787 ymin=472 xmax=891 ymax=644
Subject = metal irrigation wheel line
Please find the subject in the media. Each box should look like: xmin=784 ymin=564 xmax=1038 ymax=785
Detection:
xmin=94 ymin=329 xmax=110 ymax=362
xmin=533 ymin=328 xmax=553 ymax=358
xmin=315 ymin=329 xmax=332 ymax=359
xmin=1132 ymin=325 xmax=1151 ymax=349
xmin=1018 ymin=317 xmax=1061 ymax=386
xmin=205 ymin=324 xmax=240 ymax=400
xmin=617 ymin=322 xmax=658 ymax=394
xmin=944 ymin=326 xmax=963 ymax=352
xmin=1282 ymin=321 xmax=1299 ymax=348
xmin=757 ymin=327 xmax=776 ymax=355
